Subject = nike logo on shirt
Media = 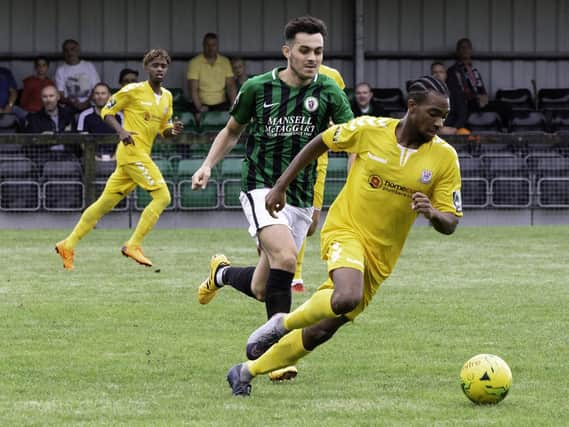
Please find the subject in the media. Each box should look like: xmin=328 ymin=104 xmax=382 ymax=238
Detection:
xmin=263 ymin=102 xmax=279 ymax=108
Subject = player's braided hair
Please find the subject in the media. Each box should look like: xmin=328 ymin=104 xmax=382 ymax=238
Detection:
xmin=408 ymin=75 xmax=449 ymax=104
xmin=143 ymin=48 xmax=171 ymax=66
xmin=284 ymin=16 xmax=328 ymax=42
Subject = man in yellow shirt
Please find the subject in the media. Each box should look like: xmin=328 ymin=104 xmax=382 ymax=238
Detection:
xmin=55 ymin=48 xmax=183 ymax=270
xmin=226 ymin=76 xmax=463 ymax=396
xmin=187 ymin=33 xmax=237 ymax=121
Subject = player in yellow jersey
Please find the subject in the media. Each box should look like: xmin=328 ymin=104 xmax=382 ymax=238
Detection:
xmin=226 ymin=76 xmax=463 ymax=396
xmin=291 ymin=64 xmax=347 ymax=293
xmin=55 ymin=49 xmax=183 ymax=270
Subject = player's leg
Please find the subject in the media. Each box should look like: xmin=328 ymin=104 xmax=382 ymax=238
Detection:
xmin=122 ymin=161 xmax=170 ymax=266
xmin=291 ymin=239 xmax=307 ymax=293
xmin=55 ymin=167 xmax=132 ymax=270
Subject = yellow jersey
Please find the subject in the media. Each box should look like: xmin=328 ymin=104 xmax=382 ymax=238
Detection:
xmin=321 ymin=116 xmax=463 ymax=278
xmin=101 ymin=81 xmax=173 ymax=165
xmin=313 ymin=64 xmax=347 ymax=209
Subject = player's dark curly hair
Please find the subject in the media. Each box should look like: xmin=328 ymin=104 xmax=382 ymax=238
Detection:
xmin=143 ymin=48 xmax=171 ymax=66
xmin=408 ymin=75 xmax=449 ymax=104
xmin=284 ymin=16 xmax=328 ymax=42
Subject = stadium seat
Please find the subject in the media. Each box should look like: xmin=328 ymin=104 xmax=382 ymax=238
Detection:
xmin=151 ymin=141 xmax=178 ymax=160
xmin=466 ymin=112 xmax=503 ymax=135
xmin=482 ymin=155 xmax=531 ymax=208
xmin=177 ymin=110 xmax=199 ymax=134
xmin=178 ymin=179 xmax=219 ymax=210
xmin=177 ymin=158 xmax=220 ymax=181
xmin=220 ymin=157 xmax=243 ymax=180
xmin=153 ymin=158 xmax=175 ymax=181
xmin=41 ymin=160 xmax=84 ymax=211
xmin=200 ymin=110 xmax=230 ymax=133
xmin=323 ymin=178 xmax=345 ymax=208
xmin=0 ymin=113 xmax=19 ymax=133
xmin=222 ymin=179 xmax=242 ymax=208
xmin=372 ymin=88 xmax=406 ymax=115
xmin=0 ymin=158 xmax=40 ymax=211
xmin=533 ymin=156 xmax=569 ymax=207
xmin=509 ymin=111 xmax=547 ymax=133
xmin=0 ymin=143 xmax=23 ymax=157
xmin=495 ymin=89 xmax=534 ymax=111
xmin=95 ymin=160 xmax=117 ymax=180
xmin=459 ymin=156 xmax=489 ymax=208
xmin=538 ymin=88 xmax=569 ymax=112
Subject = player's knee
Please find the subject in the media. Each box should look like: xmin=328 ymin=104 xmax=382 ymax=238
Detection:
xmin=152 ymin=186 xmax=171 ymax=210
xmin=268 ymin=248 xmax=297 ymax=272
xmin=331 ymin=292 xmax=362 ymax=315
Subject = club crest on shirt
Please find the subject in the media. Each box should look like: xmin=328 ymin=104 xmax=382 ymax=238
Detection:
xmin=420 ymin=169 xmax=432 ymax=184
xmin=105 ymin=97 xmax=116 ymax=109
xmin=304 ymin=96 xmax=319 ymax=112
xmin=368 ymin=175 xmax=383 ymax=189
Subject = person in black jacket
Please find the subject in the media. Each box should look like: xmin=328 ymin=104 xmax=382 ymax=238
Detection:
xmin=431 ymin=61 xmax=468 ymax=134
xmin=25 ymin=84 xmax=78 ymax=161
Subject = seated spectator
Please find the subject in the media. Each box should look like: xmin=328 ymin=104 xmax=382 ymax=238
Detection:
xmin=431 ymin=61 xmax=468 ymax=134
xmin=0 ymin=65 xmax=27 ymax=127
xmin=76 ymin=82 xmax=119 ymax=160
xmin=447 ymin=38 xmax=511 ymax=128
xmin=187 ymin=33 xmax=237 ymax=121
xmin=231 ymin=57 xmax=249 ymax=91
xmin=25 ymin=85 xmax=78 ymax=161
xmin=55 ymin=39 xmax=101 ymax=112
xmin=118 ymin=68 xmax=139 ymax=87
xmin=351 ymin=82 xmax=384 ymax=117
xmin=20 ymin=56 xmax=55 ymax=114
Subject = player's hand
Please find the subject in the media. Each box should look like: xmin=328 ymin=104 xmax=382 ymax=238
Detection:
xmin=265 ymin=187 xmax=286 ymax=219
xmin=119 ymin=129 xmax=137 ymax=145
xmin=192 ymin=166 xmax=211 ymax=190
xmin=411 ymin=192 xmax=435 ymax=219
xmin=171 ymin=117 xmax=184 ymax=136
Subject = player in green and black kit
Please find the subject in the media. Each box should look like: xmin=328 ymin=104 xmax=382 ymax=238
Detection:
xmin=191 ymin=16 xmax=353 ymax=381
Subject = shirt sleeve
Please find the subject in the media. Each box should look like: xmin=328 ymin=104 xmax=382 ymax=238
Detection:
xmin=431 ymin=149 xmax=463 ymax=217
xmin=55 ymin=67 xmax=65 ymax=92
xmin=312 ymin=151 xmax=328 ymax=209
xmin=321 ymin=117 xmax=366 ymax=154
xmin=101 ymin=86 xmax=131 ymax=118
xmin=187 ymin=57 xmax=199 ymax=80
xmin=230 ymin=79 xmax=256 ymax=125
xmin=160 ymin=92 xmax=174 ymax=136
xmin=329 ymin=85 xmax=354 ymax=125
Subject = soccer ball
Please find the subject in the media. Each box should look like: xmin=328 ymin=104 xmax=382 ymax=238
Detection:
xmin=460 ymin=354 xmax=512 ymax=404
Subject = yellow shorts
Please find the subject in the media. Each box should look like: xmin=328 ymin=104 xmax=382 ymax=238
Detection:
xmin=319 ymin=228 xmax=385 ymax=320
xmin=103 ymin=160 xmax=167 ymax=196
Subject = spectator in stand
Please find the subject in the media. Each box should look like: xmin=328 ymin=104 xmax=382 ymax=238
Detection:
xmin=0 ymin=65 xmax=28 ymax=127
xmin=187 ymin=33 xmax=237 ymax=122
xmin=118 ymin=68 xmax=139 ymax=87
xmin=431 ymin=61 xmax=468 ymax=134
xmin=76 ymin=82 xmax=118 ymax=160
xmin=351 ymin=82 xmax=384 ymax=117
xmin=231 ymin=57 xmax=249 ymax=91
xmin=25 ymin=84 xmax=78 ymax=160
xmin=446 ymin=38 xmax=511 ymax=128
xmin=20 ymin=56 xmax=55 ymax=114
xmin=55 ymin=39 xmax=101 ymax=112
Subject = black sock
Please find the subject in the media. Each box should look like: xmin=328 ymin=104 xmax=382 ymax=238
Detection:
xmin=222 ymin=266 xmax=256 ymax=299
xmin=265 ymin=268 xmax=294 ymax=319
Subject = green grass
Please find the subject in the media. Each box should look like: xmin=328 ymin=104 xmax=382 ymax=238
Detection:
xmin=0 ymin=226 xmax=568 ymax=426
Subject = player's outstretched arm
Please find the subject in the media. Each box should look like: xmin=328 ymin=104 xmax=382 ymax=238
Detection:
xmin=411 ymin=192 xmax=459 ymax=235
xmin=266 ymin=134 xmax=329 ymax=218
xmin=191 ymin=117 xmax=247 ymax=190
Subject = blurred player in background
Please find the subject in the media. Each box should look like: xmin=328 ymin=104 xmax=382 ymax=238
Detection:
xmin=55 ymin=48 xmax=183 ymax=270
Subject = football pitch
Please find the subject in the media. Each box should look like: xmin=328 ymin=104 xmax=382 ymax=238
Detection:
xmin=1 ymin=226 xmax=567 ymax=426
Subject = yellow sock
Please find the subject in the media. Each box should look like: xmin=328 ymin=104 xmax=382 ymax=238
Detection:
xmin=127 ymin=187 xmax=170 ymax=247
xmin=248 ymin=329 xmax=309 ymax=376
xmin=293 ymin=239 xmax=306 ymax=282
xmin=284 ymin=288 xmax=338 ymax=330
xmin=66 ymin=192 xmax=124 ymax=248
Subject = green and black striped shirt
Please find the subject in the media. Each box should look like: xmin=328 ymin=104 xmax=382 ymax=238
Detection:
xmin=231 ymin=67 xmax=353 ymax=208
